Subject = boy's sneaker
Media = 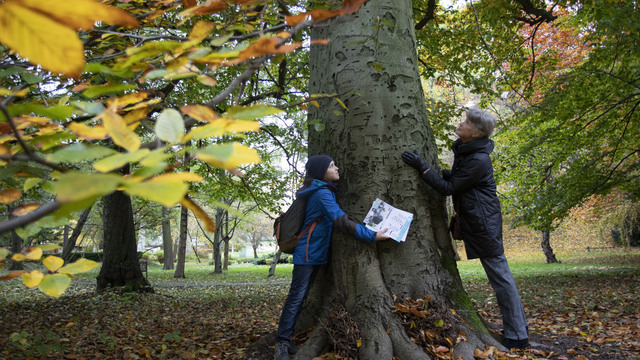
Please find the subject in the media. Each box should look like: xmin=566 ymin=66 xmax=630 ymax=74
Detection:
xmin=274 ymin=341 xmax=292 ymax=360
xmin=503 ymin=338 xmax=529 ymax=350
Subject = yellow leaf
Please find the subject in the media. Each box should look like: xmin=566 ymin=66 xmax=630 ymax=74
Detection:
xmin=150 ymin=172 xmax=204 ymax=183
xmin=37 ymin=244 xmax=62 ymax=252
xmin=18 ymin=0 xmax=138 ymax=31
xmin=68 ymin=122 xmax=108 ymax=140
xmin=21 ymin=270 xmax=44 ymax=288
xmin=100 ymin=104 xmax=141 ymax=152
xmin=108 ymin=92 xmax=149 ymax=109
xmin=195 ymin=143 xmax=260 ymax=169
xmin=123 ymin=180 xmax=189 ymax=207
xmin=59 ymin=258 xmax=99 ymax=275
xmin=24 ymin=247 xmax=43 ymax=260
xmin=0 ymin=189 xmax=21 ymax=204
xmin=12 ymin=253 xmax=26 ymax=262
xmin=180 ymin=104 xmax=218 ymax=123
xmin=189 ymin=21 xmax=216 ymax=42
xmin=0 ymin=2 xmax=85 ymax=77
xmin=38 ymin=273 xmax=71 ymax=298
xmin=43 ymin=256 xmax=65 ymax=272
xmin=11 ymin=202 xmax=41 ymax=217
xmin=180 ymin=197 xmax=215 ymax=232
xmin=0 ymin=87 xmax=29 ymax=97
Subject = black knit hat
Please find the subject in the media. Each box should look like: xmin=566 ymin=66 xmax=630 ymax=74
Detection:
xmin=305 ymin=155 xmax=333 ymax=180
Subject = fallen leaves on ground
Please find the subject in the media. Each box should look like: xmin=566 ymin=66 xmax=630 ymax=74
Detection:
xmin=466 ymin=269 xmax=640 ymax=359
xmin=0 ymin=282 xmax=287 ymax=359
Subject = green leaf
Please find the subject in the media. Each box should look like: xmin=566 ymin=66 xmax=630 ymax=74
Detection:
xmin=6 ymin=103 xmax=76 ymax=120
xmin=223 ymin=104 xmax=282 ymax=120
xmin=23 ymin=177 xmax=41 ymax=191
xmin=71 ymin=101 xmax=106 ymax=116
xmin=81 ymin=84 xmax=137 ymax=99
xmin=38 ymin=274 xmax=71 ymax=298
xmin=123 ymin=180 xmax=188 ymax=206
xmin=155 ymin=109 xmax=185 ymax=143
xmin=93 ymin=148 xmax=150 ymax=173
xmin=0 ymin=248 xmax=9 ymax=260
xmin=53 ymin=172 xmax=122 ymax=202
xmin=37 ymin=244 xmax=62 ymax=252
xmin=47 ymin=143 xmax=117 ymax=163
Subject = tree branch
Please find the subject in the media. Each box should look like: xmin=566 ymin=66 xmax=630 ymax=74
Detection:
xmin=0 ymin=201 xmax=61 ymax=235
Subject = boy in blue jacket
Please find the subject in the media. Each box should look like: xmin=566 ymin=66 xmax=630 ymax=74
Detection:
xmin=275 ymin=155 xmax=390 ymax=360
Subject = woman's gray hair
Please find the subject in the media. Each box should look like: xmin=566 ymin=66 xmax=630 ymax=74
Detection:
xmin=466 ymin=108 xmax=496 ymax=137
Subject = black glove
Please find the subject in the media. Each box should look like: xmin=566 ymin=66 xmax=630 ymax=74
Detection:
xmin=401 ymin=150 xmax=429 ymax=173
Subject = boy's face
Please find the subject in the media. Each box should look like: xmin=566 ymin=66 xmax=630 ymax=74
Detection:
xmin=324 ymin=161 xmax=340 ymax=181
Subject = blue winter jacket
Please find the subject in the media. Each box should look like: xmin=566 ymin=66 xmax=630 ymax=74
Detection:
xmin=293 ymin=179 xmax=376 ymax=265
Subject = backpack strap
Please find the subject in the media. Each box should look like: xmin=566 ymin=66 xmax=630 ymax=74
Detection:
xmin=300 ymin=217 xmax=322 ymax=262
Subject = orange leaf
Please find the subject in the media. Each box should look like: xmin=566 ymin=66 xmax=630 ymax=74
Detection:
xmin=342 ymin=0 xmax=368 ymax=14
xmin=18 ymin=0 xmax=138 ymax=30
xmin=11 ymin=202 xmax=41 ymax=217
xmin=180 ymin=105 xmax=218 ymax=122
xmin=0 ymin=271 xmax=26 ymax=281
xmin=183 ymin=0 xmax=197 ymax=8
xmin=179 ymin=0 xmax=229 ymax=17
xmin=180 ymin=197 xmax=215 ymax=232
xmin=0 ymin=189 xmax=21 ymax=204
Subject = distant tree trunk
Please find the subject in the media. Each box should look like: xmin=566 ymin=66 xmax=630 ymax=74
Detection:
xmin=162 ymin=206 xmax=174 ymax=270
xmin=252 ymin=240 xmax=258 ymax=258
xmin=96 ymin=191 xmax=151 ymax=292
xmin=174 ymin=205 xmax=188 ymax=278
xmin=268 ymin=249 xmax=282 ymax=277
xmin=541 ymin=230 xmax=560 ymax=263
xmin=212 ymin=208 xmax=225 ymax=274
xmin=62 ymin=205 xmax=93 ymax=263
xmin=223 ymin=237 xmax=230 ymax=270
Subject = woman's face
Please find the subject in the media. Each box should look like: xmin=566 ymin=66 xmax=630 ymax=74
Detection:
xmin=455 ymin=118 xmax=482 ymax=143
xmin=324 ymin=161 xmax=340 ymax=181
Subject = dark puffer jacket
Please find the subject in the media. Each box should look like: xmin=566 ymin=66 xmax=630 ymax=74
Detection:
xmin=421 ymin=137 xmax=504 ymax=259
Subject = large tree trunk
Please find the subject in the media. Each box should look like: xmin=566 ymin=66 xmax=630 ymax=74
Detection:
xmin=97 ymin=191 xmax=151 ymax=292
xmin=162 ymin=206 xmax=174 ymax=270
xmin=297 ymin=1 xmax=498 ymax=358
xmin=174 ymin=205 xmax=188 ymax=278
xmin=541 ymin=230 xmax=560 ymax=264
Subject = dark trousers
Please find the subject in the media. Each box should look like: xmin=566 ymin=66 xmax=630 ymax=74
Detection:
xmin=480 ymin=254 xmax=529 ymax=340
xmin=276 ymin=264 xmax=321 ymax=342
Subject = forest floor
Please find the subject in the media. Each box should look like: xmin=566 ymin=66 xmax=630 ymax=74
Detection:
xmin=1 ymin=224 xmax=640 ymax=359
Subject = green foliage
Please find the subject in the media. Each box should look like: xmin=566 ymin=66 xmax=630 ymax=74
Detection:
xmin=494 ymin=0 xmax=640 ymax=230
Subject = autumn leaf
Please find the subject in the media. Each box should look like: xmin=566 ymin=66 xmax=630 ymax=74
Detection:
xmin=59 ymin=258 xmax=100 ymax=275
xmin=43 ymin=256 xmax=65 ymax=272
xmin=181 ymin=105 xmax=218 ymax=122
xmin=21 ymin=270 xmax=44 ymax=288
xmin=16 ymin=0 xmax=138 ymax=31
xmin=189 ymin=21 xmax=216 ymax=42
xmin=67 ymin=122 xmax=109 ymax=140
xmin=0 ymin=0 xmax=138 ymax=77
xmin=38 ymin=273 xmax=71 ymax=298
xmin=11 ymin=202 xmax=41 ymax=217
xmin=194 ymin=143 xmax=260 ymax=169
xmin=0 ymin=189 xmax=21 ymax=204
xmin=99 ymin=104 xmax=141 ymax=152
xmin=180 ymin=197 xmax=215 ymax=232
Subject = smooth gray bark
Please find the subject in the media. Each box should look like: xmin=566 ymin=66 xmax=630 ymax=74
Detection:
xmin=161 ymin=206 xmax=174 ymax=270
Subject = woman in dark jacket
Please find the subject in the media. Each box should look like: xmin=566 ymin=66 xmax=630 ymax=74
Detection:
xmin=275 ymin=155 xmax=390 ymax=360
xmin=401 ymin=108 xmax=529 ymax=350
